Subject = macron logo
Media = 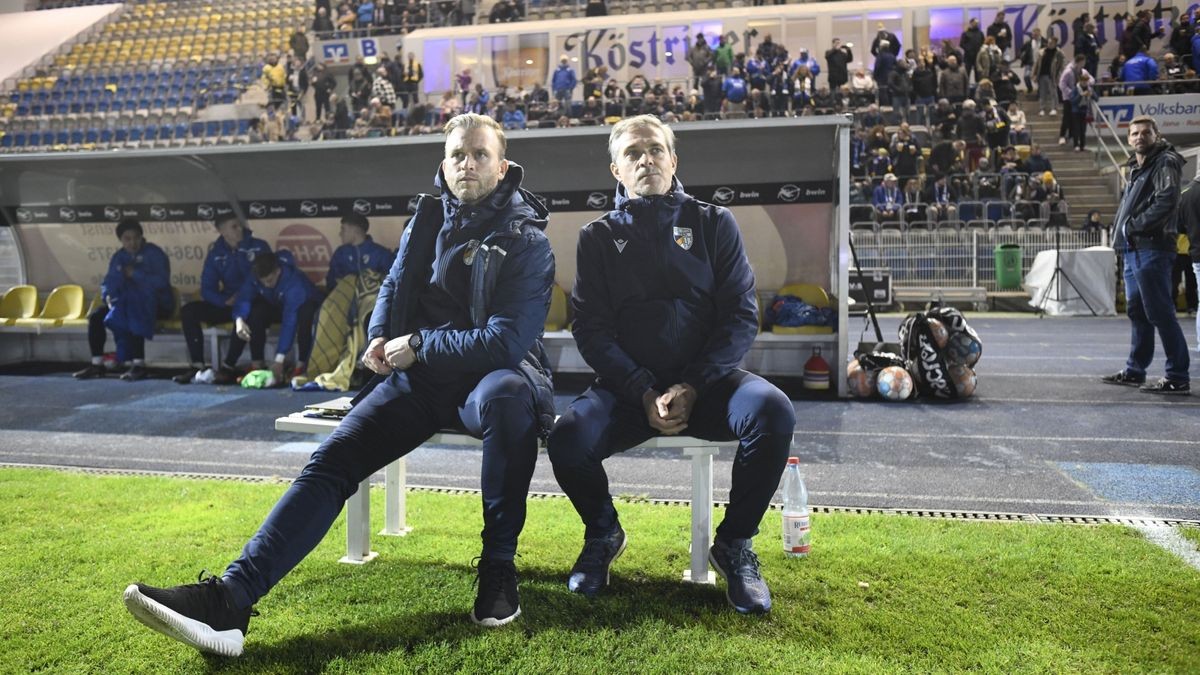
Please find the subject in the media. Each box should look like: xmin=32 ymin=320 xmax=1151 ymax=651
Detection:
xmin=614 ymin=239 xmax=628 ymax=253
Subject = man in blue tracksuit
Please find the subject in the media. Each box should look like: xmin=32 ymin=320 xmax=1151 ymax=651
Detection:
xmin=325 ymin=213 xmax=394 ymax=292
xmin=551 ymin=55 xmax=577 ymax=110
xmin=74 ymin=218 xmax=173 ymax=382
xmin=225 ymin=249 xmax=323 ymax=384
xmin=174 ymin=215 xmax=272 ymax=384
xmin=124 ymin=114 xmax=556 ymax=656
xmin=548 ymin=115 xmax=794 ymax=614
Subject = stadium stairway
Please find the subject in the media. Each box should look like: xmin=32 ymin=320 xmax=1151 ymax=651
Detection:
xmin=1020 ymin=96 xmax=1120 ymax=228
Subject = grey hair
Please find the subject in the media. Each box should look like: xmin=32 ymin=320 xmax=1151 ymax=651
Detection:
xmin=608 ymin=114 xmax=677 ymax=163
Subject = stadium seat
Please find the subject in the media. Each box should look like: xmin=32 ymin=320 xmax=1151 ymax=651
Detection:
xmin=11 ymin=284 xmax=84 ymax=328
xmin=0 ymin=285 xmax=38 ymax=325
xmin=544 ymin=284 xmax=568 ymax=331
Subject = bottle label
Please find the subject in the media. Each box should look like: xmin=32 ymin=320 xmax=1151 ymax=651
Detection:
xmin=782 ymin=513 xmax=811 ymax=554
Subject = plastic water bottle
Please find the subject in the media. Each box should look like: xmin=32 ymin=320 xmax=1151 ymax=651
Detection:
xmin=781 ymin=457 xmax=811 ymax=558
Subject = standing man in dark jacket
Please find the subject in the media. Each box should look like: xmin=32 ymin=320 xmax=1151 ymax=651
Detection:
xmin=124 ymin=113 xmax=557 ymax=656
xmin=687 ymin=33 xmax=713 ymax=91
xmin=1102 ymin=116 xmax=1190 ymax=394
xmin=871 ymin=23 xmax=901 ymax=57
xmin=960 ymin=18 xmax=985 ymax=82
xmin=312 ymin=63 xmax=337 ymax=120
xmin=825 ymin=38 xmax=852 ymax=92
xmin=986 ymin=11 xmax=1013 ymax=55
xmin=548 ymin=115 xmax=794 ymax=615
xmin=173 ymin=215 xmax=272 ymax=385
xmin=74 ymin=218 xmax=173 ymax=382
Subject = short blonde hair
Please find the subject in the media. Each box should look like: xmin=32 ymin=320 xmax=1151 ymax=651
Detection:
xmin=443 ymin=112 xmax=507 ymax=157
xmin=608 ymin=114 xmax=676 ymax=163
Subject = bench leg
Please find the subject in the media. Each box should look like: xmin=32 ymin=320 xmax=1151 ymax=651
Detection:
xmin=207 ymin=330 xmax=220 ymax=368
xmin=339 ymin=476 xmax=378 ymax=564
xmin=682 ymin=447 xmax=716 ymax=585
xmin=381 ymin=458 xmax=412 ymax=536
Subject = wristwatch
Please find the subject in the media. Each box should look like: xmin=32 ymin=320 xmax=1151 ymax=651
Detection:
xmin=408 ymin=332 xmax=423 ymax=358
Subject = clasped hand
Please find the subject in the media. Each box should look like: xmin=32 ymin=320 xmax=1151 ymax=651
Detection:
xmin=642 ymin=383 xmax=698 ymax=435
xmin=361 ymin=335 xmax=417 ymax=375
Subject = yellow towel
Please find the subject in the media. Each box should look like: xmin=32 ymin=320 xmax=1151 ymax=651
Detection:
xmin=307 ymin=270 xmax=382 ymax=392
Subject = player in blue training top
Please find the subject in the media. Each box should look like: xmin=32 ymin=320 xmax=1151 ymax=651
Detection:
xmin=325 ymin=213 xmax=395 ymax=292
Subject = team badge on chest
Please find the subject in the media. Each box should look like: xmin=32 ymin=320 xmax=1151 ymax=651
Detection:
xmin=672 ymin=226 xmax=693 ymax=251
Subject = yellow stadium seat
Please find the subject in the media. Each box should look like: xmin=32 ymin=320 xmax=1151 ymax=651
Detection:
xmin=12 ymin=284 xmax=85 ymax=329
xmin=770 ymin=283 xmax=834 ymax=335
xmin=0 ymin=285 xmax=38 ymax=325
xmin=58 ymin=293 xmax=100 ymax=329
xmin=544 ymin=284 xmax=568 ymax=331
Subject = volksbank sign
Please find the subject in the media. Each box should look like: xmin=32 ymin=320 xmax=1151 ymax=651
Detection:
xmin=1093 ymin=94 xmax=1200 ymax=135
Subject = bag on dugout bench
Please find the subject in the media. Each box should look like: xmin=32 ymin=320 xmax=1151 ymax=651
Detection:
xmin=898 ymin=305 xmax=983 ymax=399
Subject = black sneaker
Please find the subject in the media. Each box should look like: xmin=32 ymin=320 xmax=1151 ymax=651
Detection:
xmin=73 ymin=363 xmax=107 ymax=379
xmin=1100 ymin=370 xmax=1145 ymax=387
xmin=172 ymin=368 xmax=200 ymax=385
xmin=471 ymin=557 xmax=520 ymax=627
xmin=123 ymin=572 xmax=254 ymax=656
xmin=708 ymin=538 xmax=772 ymax=615
xmin=567 ymin=525 xmax=626 ymax=597
xmin=119 ymin=365 xmax=149 ymax=382
xmin=1139 ymin=378 xmax=1190 ymax=395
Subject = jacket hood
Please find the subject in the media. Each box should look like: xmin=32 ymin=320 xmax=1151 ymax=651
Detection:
xmin=434 ymin=160 xmax=549 ymax=232
xmin=1127 ymin=139 xmax=1182 ymax=169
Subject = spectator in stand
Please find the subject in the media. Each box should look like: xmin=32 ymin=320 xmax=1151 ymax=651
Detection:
xmin=900 ymin=179 xmax=925 ymax=222
xmin=372 ymin=66 xmax=397 ymax=108
xmin=401 ymin=52 xmax=423 ymax=108
xmin=262 ymin=53 xmax=288 ymax=109
xmin=438 ymin=90 xmax=462 ymax=124
xmin=1169 ymin=13 xmax=1193 ymax=62
xmin=329 ymin=93 xmax=352 ymax=137
xmin=925 ymin=174 xmax=958 ymax=222
xmin=73 ymin=218 xmax=173 ymax=382
xmin=456 ymin=69 xmax=473 ymax=107
xmin=849 ymin=127 xmax=868 ymax=176
xmin=850 ymin=68 xmax=877 ymax=106
xmin=939 ymin=55 xmax=969 ymax=104
xmin=1022 ymin=143 xmax=1053 ymax=174
xmin=349 ymin=70 xmax=372 ymax=111
xmin=745 ymin=53 xmax=769 ymax=91
xmin=335 ymin=3 xmax=356 ymax=36
xmin=871 ymin=24 xmax=901 ymax=57
xmin=1009 ymin=174 xmax=1040 ymax=219
xmin=993 ymin=62 xmax=1020 ymax=105
xmin=766 ymin=62 xmax=791 ymax=115
xmin=552 ymin=56 xmax=577 ymax=110
xmin=1007 ymin=102 xmax=1029 ymax=144
xmin=756 ymin=34 xmax=780 ymax=62
xmin=931 ymin=98 xmax=958 ymax=141
xmin=888 ymin=61 xmax=913 ymax=122
xmin=1078 ymin=23 xmax=1101 ymax=79
xmin=312 ymin=6 xmax=334 ymax=35
xmin=1034 ymin=37 xmax=1065 ymax=115
xmin=957 ymin=99 xmax=986 ymax=168
xmin=722 ymin=67 xmax=748 ymax=118
xmin=585 ymin=0 xmax=607 ymax=16
xmin=1193 ymin=23 xmax=1200 ymax=74
xmin=701 ymin=66 xmax=723 ymax=118
xmin=715 ymin=35 xmax=734 ymax=76
xmin=1122 ymin=47 xmax=1159 ymax=95
xmin=867 ymin=147 xmax=892 ymax=182
xmin=528 ymin=83 xmax=549 ymax=115
xmin=891 ymin=136 xmax=921 ymax=184
xmin=987 ymin=11 xmax=1013 ymax=56
xmin=469 ymin=83 xmax=490 ymax=113
xmin=812 ymin=86 xmax=837 ymax=114
xmin=1119 ymin=15 xmax=1141 ymax=60
xmin=312 ymin=63 xmax=336 ymax=120
xmin=982 ymin=98 xmax=1009 ymax=165
xmin=289 ymin=25 xmax=309 ymax=62
xmin=792 ymin=64 xmax=814 ymax=114
xmin=356 ymin=0 xmax=376 ymax=31
xmin=459 ymin=0 xmax=476 ymax=25
xmin=997 ymin=144 xmax=1023 ymax=194
xmin=580 ymin=96 xmax=601 ymax=125
xmin=873 ymin=43 xmax=896 ymax=104
xmin=790 ymin=48 xmax=820 ymax=81
xmin=226 ymin=251 xmax=322 ymax=384
xmin=1057 ymin=55 xmax=1089 ymax=144
xmin=287 ymin=56 xmax=309 ymax=119
xmin=688 ymin=34 xmax=713 ymax=90
xmin=747 ymin=89 xmax=770 ymax=119
xmin=1033 ymin=172 xmax=1068 ymax=225
xmin=873 ymin=173 xmax=903 ymax=222
xmin=1163 ymin=52 xmax=1188 ymax=90
xmin=938 ymin=39 xmax=963 ymax=70
xmin=1019 ymin=27 xmax=1047 ymax=92
xmin=974 ymin=78 xmax=997 ymax=107
xmin=960 ymin=18 xmax=985 ymax=83
xmin=911 ymin=61 xmax=937 ymax=124
xmin=626 ymin=73 xmax=651 ymax=101
xmin=1082 ymin=209 xmax=1107 ymax=233
xmin=861 ymin=104 xmax=884 ymax=131
xmin=1068 ymin=73 xmax=1096 ymax=151
xmin=976 ymin=37 xmax=1003 ymax=83
xmin=825 ymin=38 xmax=853 ymax=92
xmin=972 ymin=157 xmax=1003 ymax=201
xmin=260 ymin=105 xmax=286 ymax=142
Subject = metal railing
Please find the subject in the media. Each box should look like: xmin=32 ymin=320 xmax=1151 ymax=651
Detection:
xmin=851 ymin=227 xmax=1108 ymax=294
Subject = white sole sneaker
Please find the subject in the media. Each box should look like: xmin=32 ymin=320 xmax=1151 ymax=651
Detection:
xmin=470 ymin=605 xmax=521 ymax=627
xmin=123 ymin=584 xmax=245 ymax=657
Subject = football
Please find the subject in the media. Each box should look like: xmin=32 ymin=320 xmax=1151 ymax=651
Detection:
xmin=876 ymin=366 xmax=914 ymax=401
xmin=949 ymin=364 xmax=977 ymax=397
xmin=846 ymin=359 xmax=877 ymax=398
xmin=927 ymin=317 xmax=949 ymax=348
xmin=946 ymin=331 xmax=982 ymax=367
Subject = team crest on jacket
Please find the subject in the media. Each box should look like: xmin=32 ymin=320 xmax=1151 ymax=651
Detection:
xmin=673 ymin=227 xmax=693 ymax=250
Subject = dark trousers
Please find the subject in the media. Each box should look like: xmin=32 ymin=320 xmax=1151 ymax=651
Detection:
xmin=221 ymin=365 xmax=540 ymax=608
xmin=87 ymin=304 xmax=170 ymax=361
xmin=1070 ymin=110 xmax=1088 ymax=149
xmin=180 ymin=301 xmax=233 ymax=365
xmin=1123 ymin=249 xmax=1191 ymax=382
xmin=314 ymin=93 xmax=331 ymax=120
xmin=223 ymin=299 xmax=319 ymax=366
xmin=1172 ymin=253 xmax=1198 ymax=311
xmin=547 ymin=369 xmax=794 ymax=542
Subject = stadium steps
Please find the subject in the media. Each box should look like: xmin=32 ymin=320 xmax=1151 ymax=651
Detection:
xmin=1020 ymin=97 xmax=1120 ymax=226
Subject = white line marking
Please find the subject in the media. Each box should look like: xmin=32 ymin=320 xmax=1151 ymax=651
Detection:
xmin=792 ymin=430 xmax=1200 ymax=446
xmin=1130 ymin=525 xmax=1200 ymax=571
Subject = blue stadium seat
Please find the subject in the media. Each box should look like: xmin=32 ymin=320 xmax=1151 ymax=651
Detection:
xmin=143 ymin=124 xmax=158 ymax=141
xmin=221 ymin=118 xmax=236 ymax=136
xmin=128 ymin=125 xmax=143 ymax=142
xmin=205 ymin=120 xmax=221 ymax=137
xmin=190 ymin=120 xmax=205 ymax=137
xmin=99 ymin=127 xmax=112 ymax=143
xmin=69 ymin=128 xmax=84 ymax=145
xmin=29 ymin=103 xmax=43 ymax=116
xmin=175 ymin=121 xmax=188 ymax=138
xmin=986 ymin=202 xmax=1011 ymax=221
xmin=41 ymin=130 xmax=54 ymax=145
xmin=113 ymin=126 xmax=128 ymax=142
xmin=84 ymin=127 xmax=99 ymax=144
xmin=0 ymin=134 xmax=12 ymax=148
xmin=237 ymin=118 xmax=250 ymax=135
xmin=12 ymin=131 xmax=27 ymax=147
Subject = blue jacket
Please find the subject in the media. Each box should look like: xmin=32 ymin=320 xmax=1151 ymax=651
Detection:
xmin=790 ymin=54 xmax=820 ymax=78
xmin=200 ymin=230 xmax=272 ymax=307
xmin=502 ymin=108 xmax=527 ymax=130
xmin=234 ymin=251 xmax=322 ymax=355
xmin=571 ymin=178 xmax=758 ymax=403
xmin=1193 ymin=34 xmax=1200 ymax=73
xmin=357 ymin=1 xmax=375 ymax=25
xmin=873 ymin=50 xmax=897 ymax=85
xmin=101 ymin=242 xmax=173 ymax=339
xmin=1121 ymin=52 xmax=1158 ymax=92
xmin=723 ymin=76 xmax=747 ymax=103
xmin=872 ymin=184 xmax=904 ymax=209
xmin=326 ymin=235 xmax=394 ymax=290
xmin=551 ymin=64 xmax=577 ymax=92
xmin=366 ymin=162 xmax=556 ymax=433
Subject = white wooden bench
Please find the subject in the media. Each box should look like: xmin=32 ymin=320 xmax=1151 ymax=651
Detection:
xmin=275 ymin=409 xmax=727 ymax=584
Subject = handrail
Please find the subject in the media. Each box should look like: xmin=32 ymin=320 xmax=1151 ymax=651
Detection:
xmin=1088 ymin=96 xmax=1128 ymax=191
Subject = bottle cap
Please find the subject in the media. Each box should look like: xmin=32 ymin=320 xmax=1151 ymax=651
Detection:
xmin=787 ymin=456 xmax=800 ymax=465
